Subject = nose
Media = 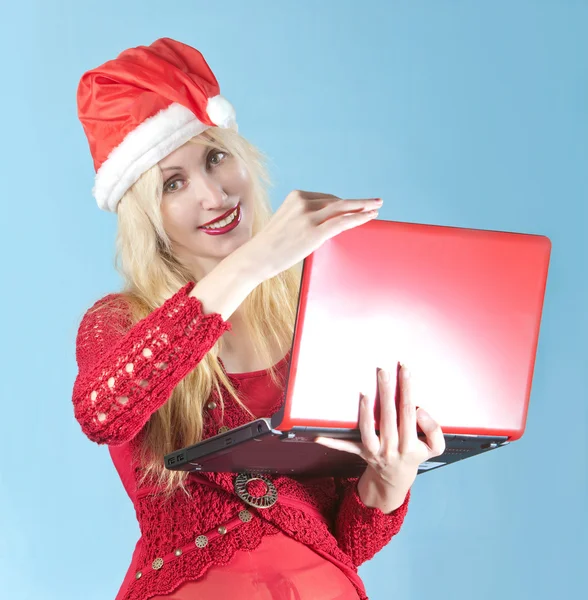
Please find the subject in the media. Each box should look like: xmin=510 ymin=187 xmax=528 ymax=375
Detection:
xmin=190 ymin=172 xmax=228 ymax=210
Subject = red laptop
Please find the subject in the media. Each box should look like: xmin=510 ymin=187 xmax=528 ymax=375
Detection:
xmin=165 ymin=218 xmax=551 ymax=476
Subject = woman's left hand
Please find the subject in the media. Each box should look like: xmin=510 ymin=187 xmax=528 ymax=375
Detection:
xmin=315 ymin=364 xmax=446 ymax=513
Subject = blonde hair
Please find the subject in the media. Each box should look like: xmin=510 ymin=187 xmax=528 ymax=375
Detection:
xmin=100 ymin=127 xmax=301 ymax=494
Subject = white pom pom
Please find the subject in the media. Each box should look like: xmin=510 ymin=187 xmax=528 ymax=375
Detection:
xmin=207 ymin=95 xmax=237 ymax=129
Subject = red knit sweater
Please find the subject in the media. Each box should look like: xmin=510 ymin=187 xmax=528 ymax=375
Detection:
xmin=72 ymin=281 xmax=410 ymax=600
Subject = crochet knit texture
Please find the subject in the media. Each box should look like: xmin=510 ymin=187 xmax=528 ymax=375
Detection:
xmin=72 ymin=281 xmax=410 ymax=600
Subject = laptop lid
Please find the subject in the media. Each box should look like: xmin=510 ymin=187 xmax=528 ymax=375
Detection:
xmin=273 ymin=219 xmax=551 ymax=440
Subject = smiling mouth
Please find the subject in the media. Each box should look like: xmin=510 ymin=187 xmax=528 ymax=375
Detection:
xmin=199 ymin=204 xmax=240 ymax=230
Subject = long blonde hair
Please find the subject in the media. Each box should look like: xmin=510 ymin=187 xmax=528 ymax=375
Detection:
xmin=101 ymin=127 xmax=301 ymax=493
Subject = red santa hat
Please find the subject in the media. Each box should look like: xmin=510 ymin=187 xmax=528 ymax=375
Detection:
xmin=77 ymin=38 xmax=237 ymax=212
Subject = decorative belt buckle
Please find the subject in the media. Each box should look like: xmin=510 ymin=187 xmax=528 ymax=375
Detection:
xmin=234 ymin=473 xmax=278 ymax=509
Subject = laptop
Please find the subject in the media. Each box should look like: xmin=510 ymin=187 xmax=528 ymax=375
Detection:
xmin=165 ymin=218 xmax=551 ymax=477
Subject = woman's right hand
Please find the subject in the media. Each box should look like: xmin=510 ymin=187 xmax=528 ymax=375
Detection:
xmin=244 ymin=190 xmax=383 ymax=281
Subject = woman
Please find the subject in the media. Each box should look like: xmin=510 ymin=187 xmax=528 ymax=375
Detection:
xmin=72 ymin=37 xmax=445 ymax=600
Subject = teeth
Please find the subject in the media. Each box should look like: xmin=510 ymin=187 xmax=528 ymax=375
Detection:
xmin=202 ymin=206 xmax=238 ymax=230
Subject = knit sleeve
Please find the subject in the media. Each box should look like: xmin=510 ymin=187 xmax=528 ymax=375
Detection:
xmin=72 ymin=281 xmax=231 ymax=446
xmin=333 ymin=476 xmax=410 ymax=567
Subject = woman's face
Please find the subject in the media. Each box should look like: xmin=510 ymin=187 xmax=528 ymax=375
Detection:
xmin=158 ymin=136 xmax=255 ymax=279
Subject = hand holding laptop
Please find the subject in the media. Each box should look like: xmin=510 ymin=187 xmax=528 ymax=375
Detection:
xmin=244 ymin=190 xmax=383 ymax=281
xmin=315 ymin=364 xmax=446 ymax=512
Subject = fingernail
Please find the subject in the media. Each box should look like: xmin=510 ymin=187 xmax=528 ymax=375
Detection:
xmin=402 ymin=365 xmax=411 ymax=379
xmin=418 ymin=408 xmax=431 ymax=420
xmin=378 ymin=368 xmax=390 ymax=382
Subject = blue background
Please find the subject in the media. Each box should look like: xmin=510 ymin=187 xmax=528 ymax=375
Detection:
xmin=1 ymin=1 xmax=586 ymax=598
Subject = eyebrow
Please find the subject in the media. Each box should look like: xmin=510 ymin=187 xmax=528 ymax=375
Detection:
xmin=160 ymin=147 xmax=225 ymax=172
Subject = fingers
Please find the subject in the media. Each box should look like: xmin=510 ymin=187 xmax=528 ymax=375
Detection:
xmin=294 ymin=191 xmax=338 ymax=201
xmin=358 ymin=393 xmax=380 ymax=457
xmin=397 ymin=365 xmax=417 ymax=454
xmin=319 ymin=207 xmax=379 ymax=238
xmin=294 ymin=191 xmax=338 ymax=210
xmin=416 ymin=408 xmax=446 ymax=458
xmin=316 ymin=197 xmax=382 ymax=220
xmin=283 ymin=192 xmax=382 ymax=245
xmin=288 ymin=191 xmax=380 ymax=214
xmin=376 ymin=368 xmax=398 ymax=453
xmin=315 ymin=436 xmax=364 ymax=457
xmin=332 ymin=198 xmax=383 ymax=213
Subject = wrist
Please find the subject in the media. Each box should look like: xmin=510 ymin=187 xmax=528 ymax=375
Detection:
xmin=188 ymin=244 xmax=264 ymax=321
xmin=224 ymin=241 xmax=266 ymax=288
xmin=357 ymin=470 xmax=410 ymax=514
xmin=236 ymin=235 xmax=276 ymax=283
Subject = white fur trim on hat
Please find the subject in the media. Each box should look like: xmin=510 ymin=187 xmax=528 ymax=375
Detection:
xmin=93 ymin=103 xmax=210 ymax=212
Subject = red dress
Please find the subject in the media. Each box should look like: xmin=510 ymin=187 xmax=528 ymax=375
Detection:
xmin=73 ymin=283 xmax=411 ymax=600
xmin=151 ymin=355 xmax=361 ymax=599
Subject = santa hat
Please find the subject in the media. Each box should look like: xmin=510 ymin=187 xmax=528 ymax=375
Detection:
xmin=77 ymin=38 xmax=237 ymax=212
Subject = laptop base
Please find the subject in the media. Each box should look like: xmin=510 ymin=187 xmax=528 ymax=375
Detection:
xmin=165 ymin=420 xmax=509 ymax=477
